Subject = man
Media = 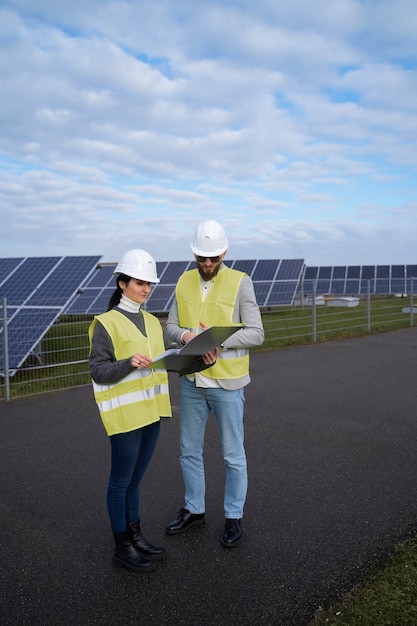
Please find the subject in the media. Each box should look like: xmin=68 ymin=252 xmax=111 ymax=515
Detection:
xmin=165 ymin=219 xmax=264 ymax=547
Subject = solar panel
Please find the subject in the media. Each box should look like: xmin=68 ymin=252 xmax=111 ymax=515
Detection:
xmin=303 ymin=266 xmax=332 ymax=294
xmin=66 ymin=288 xmax=115 ymax=315
xmin=391 ymin=278 xmax=406 ymax=294
xmin=4 ymin=308 xmax=59 ymax=371
xmin=0 ymin=255 xmax=101 ymax=373
xmin=156 ymin=261 xmax=169 ymax=281
xmin=93 ymin=290 xmax=116 ymax=313
xmin=267 ymin=281 xmax=299 ymax=306
xmin=31 ymin=257 xmax=103 ymax=307
xmin=231 ymin=260 xmax=257 ymax=275
xmin=332 ymin=266 xmax=347 ymax=279
xmin=375 ymin=279 xmax=389 ymax=294
xmin=252 ymin=259 xmax=279 ymax=281
xmin=316 ymin=279 xmax=331 ymax=294
xmin=87 ymin=265 xmax=115 ymax=288
xmin=302 ymin=264 xmax=415 ymax=297
xmin=0 ymin=257 xmax=61 ymax=306
xmin=345 ymin=279 xmax=360 ymax=294
xmin=0 ymin=258 xmax=24 ymax=286
xmin=160 ymin=261 xmax=192 ymax=284
xmin=347 ymin=266 xmax=361 ymax=279
xmin=145 ymin=285 xmax=176 ymax=313
xmin=253 ymin=282 xmax=272 ymax=306
xmin=65 ymin=263 xmax=117 ymax=315
xmin=67 ymin=260 xmax=193 ymax=315
xmin=330 ymin=280 xmax=345 ymax=294
xmin=361 ymin=266 xmax=375 ymax=279
xmin=276 ymin=259 xmax=304 ymax=280
xmin=391 ymin=265 xmax=405 ymax=278
xmin=304 ymin=267 xmax=318 ymax=279
xmin=376 ymin=265 xmax=390 ymax=278
xmin=318 ymin=266 xmax=332 ymax=279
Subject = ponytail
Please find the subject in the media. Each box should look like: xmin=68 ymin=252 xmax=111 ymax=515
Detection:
xmin=107 ymin=274 xmax=131 ymax=311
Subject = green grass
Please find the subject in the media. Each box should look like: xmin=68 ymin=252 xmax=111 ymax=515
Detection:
xmin=310 ymin=537 xmax=417 ymax=625
xmin=261 ymin=297 xmax=414 ymax=351
xmin=1 ymin=298 xmax=415 ymax=399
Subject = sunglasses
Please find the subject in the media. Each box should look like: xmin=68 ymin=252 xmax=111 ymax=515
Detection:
xmin=196 ymin=255 xmax=222 ymax=263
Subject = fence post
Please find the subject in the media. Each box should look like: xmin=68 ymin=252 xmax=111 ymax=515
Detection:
xmin=410 ymin=277 xmax=414 ymax=326
xmin=312 ymin=279 xmax=317 ymax=342
xmin=2 ymin=297 xmax=10 ymax=401
xmin=367 ymin=279 xmax=371 ymax=332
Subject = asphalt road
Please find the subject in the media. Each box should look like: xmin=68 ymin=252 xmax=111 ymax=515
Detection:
xmin=1 ymin=327 xmax=417 ymax=625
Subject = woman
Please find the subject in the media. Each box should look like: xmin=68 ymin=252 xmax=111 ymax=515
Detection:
xmin=89 ymin=249 xmax=171 ymax=573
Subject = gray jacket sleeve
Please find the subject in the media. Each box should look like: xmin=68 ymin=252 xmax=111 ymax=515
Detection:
xmin=221 ymin=275 xmax=264 ymax=350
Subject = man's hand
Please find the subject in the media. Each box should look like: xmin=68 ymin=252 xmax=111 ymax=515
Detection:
xmin=202 ymin=347 xmax=219 ymax=366
xmin=199 ymin=322 xmax=219 ymax=365
xmin=182 ymin=321 xmax=209 ymax=344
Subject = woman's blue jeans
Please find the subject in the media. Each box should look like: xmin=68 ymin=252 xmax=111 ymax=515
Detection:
xmin=179 ymin=377 xmax=247 ymax=519
xmin=107 ymin=421 xmax=160 ymax=533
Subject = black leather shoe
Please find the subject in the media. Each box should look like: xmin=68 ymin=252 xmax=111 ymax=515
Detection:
xmin=166 ymin=508 xmax=205 ymax=535
xmin=221 ymin=518 xmax=242 ymax=547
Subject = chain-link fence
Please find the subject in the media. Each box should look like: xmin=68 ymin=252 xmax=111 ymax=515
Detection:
xmin=1 ymin=279 xmax=416 ymax=401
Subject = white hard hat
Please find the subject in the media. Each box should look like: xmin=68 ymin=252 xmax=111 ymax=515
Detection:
xmin=114 ymin=249 xmax=160 ymax=283
xmin=190 ymin=220 xmax=228 ymax=257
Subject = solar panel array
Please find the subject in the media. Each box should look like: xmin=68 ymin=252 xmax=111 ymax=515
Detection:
xmin=2 ymin=256 xmax=416 ymax=376
xmin=302 ymin=265 xmax=417 ymax=296
xmin=66 ymin=258 xmax=305 ymax=315
xmin=0 ymin=256 xmax=101 ymax=373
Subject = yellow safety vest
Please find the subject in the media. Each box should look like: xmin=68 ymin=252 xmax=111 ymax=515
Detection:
xmin=89 ymin=309 xmax=171 ymax=436
xmin=176 ymin=268 xmax=249 ymax=380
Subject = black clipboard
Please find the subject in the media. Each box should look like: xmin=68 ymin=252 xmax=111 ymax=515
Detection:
xmin=150 ymin=325 xmax=241 ymax=374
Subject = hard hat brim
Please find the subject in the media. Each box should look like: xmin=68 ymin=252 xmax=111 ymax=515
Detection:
xmin=190 ymin=243 xmax=228 ymax=257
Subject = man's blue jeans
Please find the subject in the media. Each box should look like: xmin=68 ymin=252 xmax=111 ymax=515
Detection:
xmin=107 ymin=421 xmax=160 ymax=533
xmin=179 ymin=377 xmax=247 ymax=519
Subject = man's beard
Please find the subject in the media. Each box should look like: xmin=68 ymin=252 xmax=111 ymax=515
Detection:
xmin=197 ymin=263 xmax=222 ymax=281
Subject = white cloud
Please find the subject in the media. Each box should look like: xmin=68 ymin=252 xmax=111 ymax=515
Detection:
xmin=0 ymin=0 xmax=416 ymax=267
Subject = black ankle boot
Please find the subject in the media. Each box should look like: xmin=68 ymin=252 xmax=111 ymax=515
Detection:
xmin=128 ymin=521 xmax=167 ymax=560
xmin=113 ymin=531 xmax=155 ymax=573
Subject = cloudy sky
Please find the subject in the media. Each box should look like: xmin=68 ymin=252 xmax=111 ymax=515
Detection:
xmin=1 ymin=0 xmax=416 ymax=266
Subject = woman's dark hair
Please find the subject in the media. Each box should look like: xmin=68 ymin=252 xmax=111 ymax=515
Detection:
xmin=107 ymin=273 xmax=131 ymax=311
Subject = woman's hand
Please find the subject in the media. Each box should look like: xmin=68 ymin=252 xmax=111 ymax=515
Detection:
xmin=131 ymin=353 xmax=152 ymax=369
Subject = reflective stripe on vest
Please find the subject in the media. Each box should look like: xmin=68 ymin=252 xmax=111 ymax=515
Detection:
xmin=176 ymin=268 xmax=249 ymax=380
xmin=89 ymin=309 xmax=171 ymax=435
